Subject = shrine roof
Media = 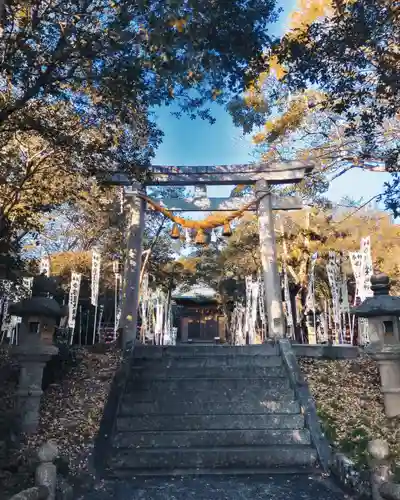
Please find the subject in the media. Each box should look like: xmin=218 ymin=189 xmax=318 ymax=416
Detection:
xmin=172 ymin=284 xmax=217 ymax=302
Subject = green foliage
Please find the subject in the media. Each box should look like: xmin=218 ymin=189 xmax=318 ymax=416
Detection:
xmin=279 ymin=0 xmax=399 ymax=143
xmin=1 ymin=0 xmax=280 ymax=139
xmin=383 ymin=174 xmax=400 ymax=218
xmin=232 ymin=0 xmax=400 ymax=212
xmin=275 ymin=0 xmax=400 ymax=206
xmin=1 ymin=0 xmax=281 ymax=269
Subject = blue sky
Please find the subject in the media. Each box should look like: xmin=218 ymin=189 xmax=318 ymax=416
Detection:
xmin=151 ymin=0 xmax=393 ymax=205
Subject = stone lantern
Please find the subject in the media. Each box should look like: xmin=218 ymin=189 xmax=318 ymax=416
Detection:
xmin=352 ymin=273 xmax=400 ymax=418
xmin=9 ymin=275 xmax=67 ymax=433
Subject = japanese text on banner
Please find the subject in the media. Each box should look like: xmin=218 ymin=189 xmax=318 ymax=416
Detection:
xmin=68 ymin=272 xmax=82 ymax=329
xmin=91 ymin=251 xmax=101 ymax=306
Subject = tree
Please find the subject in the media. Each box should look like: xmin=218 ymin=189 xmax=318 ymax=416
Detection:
xmin=1 ymin=0 xmax=281 ymax=149
xmin=1 ymin=0 xmax=283 ymax=271
xmin=275 ymin=0 xmax=400 ymax=167
xmin=189 ymin=205 xmax=400 ymax=319
xmin=228 ymin=0 xmax=399 ymax=209
xmin=0 ymin=105 xmax=159 ymax=273
xmin=383 ymin=175 xmax=400 ymax=218
xmin=250 ymin=86 xmax=398 ymax=206
xmin=219 ymin=215 xmax=261 ymax=280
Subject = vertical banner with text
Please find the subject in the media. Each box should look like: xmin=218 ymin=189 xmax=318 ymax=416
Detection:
xmin=68 ymin=272 xmax=82 ymax=331
xmin=39 ymin=256 xmax=50 ymax=277
xmin=22 ymin=277 xmax=34 ymax=297
xmin=91 ymin=251 xmax=101 ymax=307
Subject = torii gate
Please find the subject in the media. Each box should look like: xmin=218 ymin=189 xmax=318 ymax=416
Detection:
xmin=108 ymin=161 xmax=314 ymax=348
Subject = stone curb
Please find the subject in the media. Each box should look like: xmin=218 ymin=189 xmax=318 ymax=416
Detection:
xmin=279 ymin=339 xmax=332 ymax=473
xmin=330 ymin=452 xmax=371 ymax=499
xmin=91 ymin=341 xmax=135 ymax=476
xmin=291 ymin=344 xmax=360 ymax=359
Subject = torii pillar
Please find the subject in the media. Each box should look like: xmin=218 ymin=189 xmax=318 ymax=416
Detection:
xmin=256 ymin=180 xmax=286 ymax=337
xmin=120 ymin=183 xmax=145 ymax=349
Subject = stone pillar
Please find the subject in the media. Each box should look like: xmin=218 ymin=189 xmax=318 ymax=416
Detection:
xmin=12 ymin=344 xmax=58 ymax=434
xmin=256 ymin=179 xmax=285 ymax=338
xmin=368 ymin=439 xmax=392 ymax=500
xmin=36 ymin=441 xmax=58 ymax=500
xmin=367 ymin=347 xmax=400 ymax=418
xmin=120 ymin=183 xmax=145 ymax=349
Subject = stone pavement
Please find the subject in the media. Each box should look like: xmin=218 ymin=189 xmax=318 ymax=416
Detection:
xmin=77 ymin=474 xmax=352 ymax=499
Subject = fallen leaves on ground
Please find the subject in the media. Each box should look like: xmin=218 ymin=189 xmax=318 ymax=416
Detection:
xmin=0 ymin=343 xmax=121 ymax=499
xmin=299 ymin=355 xmax=400 ymax=473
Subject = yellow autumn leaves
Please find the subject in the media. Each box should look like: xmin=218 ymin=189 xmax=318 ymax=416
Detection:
xmin=168 ymin=17 xmax=188 ymax=33
xmin=253 ymin=90 xmax=325 ymax=146
xmin=244 ymin=0 xmax=358 ymax=149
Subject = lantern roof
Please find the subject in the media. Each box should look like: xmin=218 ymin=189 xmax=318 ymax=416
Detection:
xmin=8 ymin=274 xmax=67 ymax=319
xmin=9 ymin=297 xmax=65 ymax=319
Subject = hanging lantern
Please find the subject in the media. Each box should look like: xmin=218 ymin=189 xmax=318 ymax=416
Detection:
xmin=170 ymin=223 xmax=181 ymax=239
xmin=222 ymin=222 xmax=232 ymax=237
xmin=195 ymin=229 xmax=207 ymax=245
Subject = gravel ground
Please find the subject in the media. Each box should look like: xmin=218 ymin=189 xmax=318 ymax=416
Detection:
xmin=299 ymin=354 xmax=400 ymax=473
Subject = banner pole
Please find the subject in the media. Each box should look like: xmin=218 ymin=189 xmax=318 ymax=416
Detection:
xmin=92 ymin=305 xmax=98 ymax=344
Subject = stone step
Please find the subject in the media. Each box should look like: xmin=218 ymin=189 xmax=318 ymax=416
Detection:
xmin=133 ymin=344 xmax=279 ymax=359
xmin=105 ymin=465 xmax=318 ymax=478
xmin=126 ymin=377 xmax=290 ymax=394
xmin=108 ymin=445 xmax=317 ymax=471
xmin=129 ymin=365 xmax=287 ymax=379
xmin=119 ymin=398 xmax=301 ymax=416
xmin=116 ymin=413 xmax=306 ymax=432
xmin=113 ymin=429 xmax=311 ymax=449
xmin=133 ymin=355 xmax=283 ymax=369
xmin=124 ymin=388 xmax=295 ymax=406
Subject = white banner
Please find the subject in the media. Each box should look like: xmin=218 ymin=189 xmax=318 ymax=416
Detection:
xmin=283 ymin=267 xmax=293 ymax=328
xmin=91 ymin=250 xmax=101 ymax=306
xmin=39 ymin=256 xmax=50 ymax=277
xmin=350 ymin=236 xmax=373 ymax=304
xmin=257 ymin=274 xmax=267 ymax=338
xmin=68 ymin=272 xmax=82 ymax=329
xmin=349 ymin=251 xmax=364 ymax=304
xmin=119 ymin=187 xmax=124 ymax=214
xmin=22 ymin=277 xmax=34 ymax=297
xmin=360 ymin=236 xmax=373 ymax=299
xmin=326 ymin=251 xmax=342 ymax=340
xmin=305 ymin=253 xmax=318 ymax=312
xmin=340 ymin=272 xmax=350 ymax=313
xmin=249 ymin=280 xmax=259 ymax=345
xmin=112 ymin=261 xmax=120 ymax=274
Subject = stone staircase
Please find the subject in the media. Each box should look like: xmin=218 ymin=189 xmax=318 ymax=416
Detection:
xmin=106 ymin=343 xmax=319 ymax=477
